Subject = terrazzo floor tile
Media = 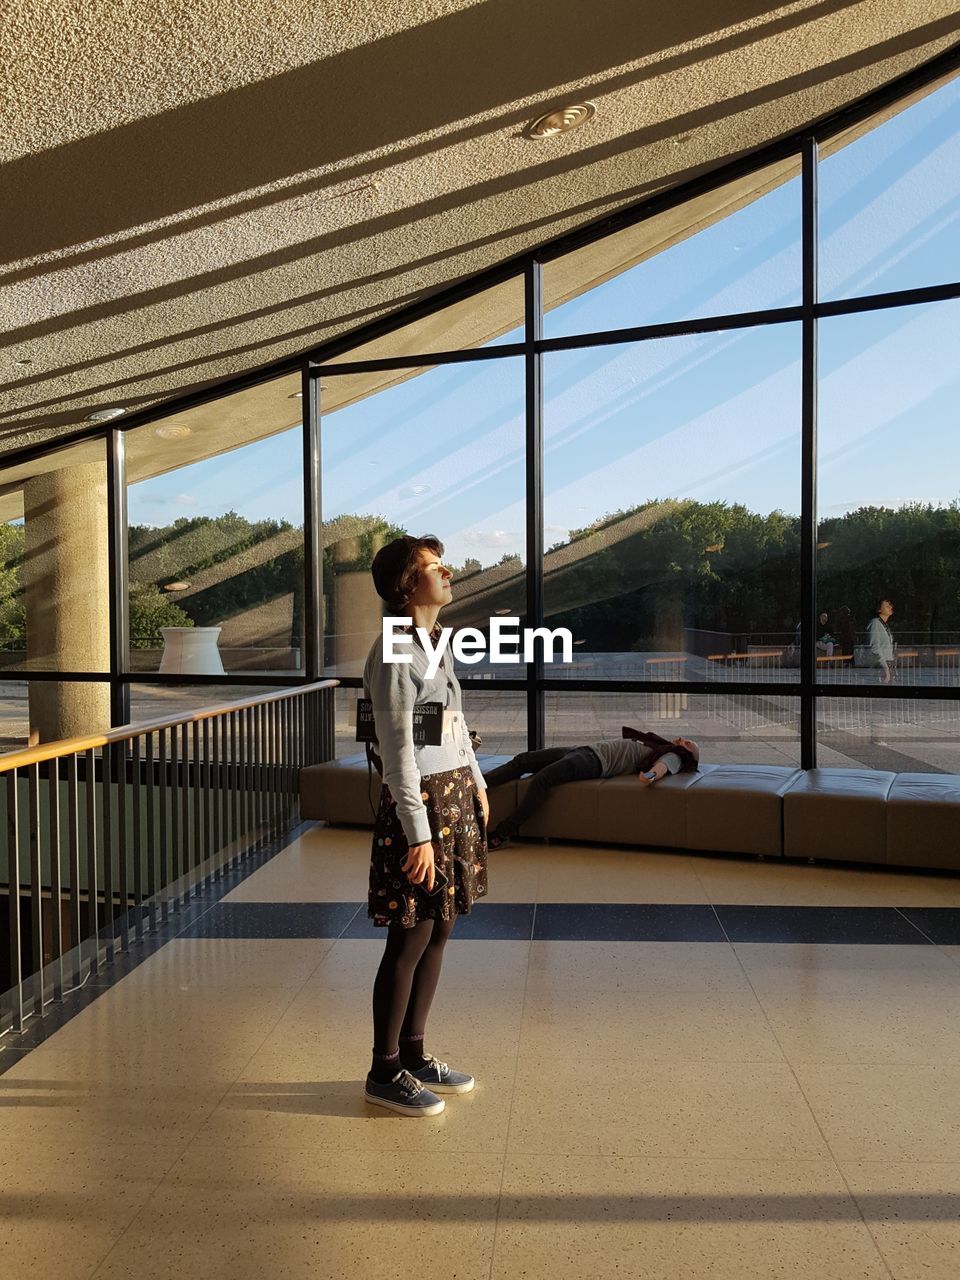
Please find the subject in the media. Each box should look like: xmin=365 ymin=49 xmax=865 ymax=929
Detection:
xmin=506 ymin=1060 xmax=830 ymax=1160
xmin=692 ymin=858 xmax=960 ymax=907
xmin=517 ymin=989 xmax=785 ymax=1063
xmin=490 ymin=1156 xmax=889 ymax=1280
xmin=755 ymin=994 xmax=960 ymax=1066
xmin=524 ymin=941 xmax=753 ymax=995
xmin=840 ymin=1160 xmax=960 ymax=1280
xmin=531 ymin=847 xmax=709 ymax=903
xmin=307 ymin=938 xmax=530 ymax=991
xmin=93 ymin=938 xmax=333 ymax=992
xmin=733 ymin=943 xmax=960 ymax=999
xmin=793 ymin=1064 xmax=960 ymax=1161
xmin=0 ymin=1140 xmax=182 ymax=1280
xmin=189 ymin=1054 xmax=515 ymax=1156
xmin=88 ymin=1148 xmax=503 ymax=1280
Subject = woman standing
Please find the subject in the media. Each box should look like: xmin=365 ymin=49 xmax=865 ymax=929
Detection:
xmin=362 ymin=534 xmax=490 ymax=1117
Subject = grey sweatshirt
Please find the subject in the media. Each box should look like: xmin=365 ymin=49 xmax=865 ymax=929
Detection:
xmin=363 ymin=627 xmax=487 ymax=846
xmin=588 ymin=739 xmax=683 ymax=778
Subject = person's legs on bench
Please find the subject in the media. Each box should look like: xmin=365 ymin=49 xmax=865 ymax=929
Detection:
xmin=482 ymin=747 xmax=573 ymax=789
xmin=489 ymin=746 xmax=602 ymax=845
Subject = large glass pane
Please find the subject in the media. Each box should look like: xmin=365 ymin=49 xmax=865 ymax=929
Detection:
xmin=321 ymin=357 xmax=525 ymax=681
xmin=545 ymin=692 xmax=800 ymax=767
xmin=818 ymin=697 xmax=960 ymax=773
xmin=817 ymin=300 xmax=960 ymax=688
xmin=544 ymin=156 xmax=800 ymax=339
xmin=543 ymin=326 xmax=801 ymax=680
xmin=819 ymin=71 xmax=960 ymax=301
xmin=126 ymin=374 xmax=304 ymax=676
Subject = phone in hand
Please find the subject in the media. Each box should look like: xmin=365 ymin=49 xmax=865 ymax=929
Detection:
xmin=421 ymin=867 xmax=450 ymax=896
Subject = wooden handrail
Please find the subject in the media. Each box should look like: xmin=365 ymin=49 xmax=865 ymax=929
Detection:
xmin=644 ymin=656 xmax=687 ymax=665
xmin=707 ymin=651 xmax=782 ymax=661
xmin=0 ymin=679 xmax=340 ymax=773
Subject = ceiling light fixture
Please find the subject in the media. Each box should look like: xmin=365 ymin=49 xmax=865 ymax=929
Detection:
xmin=524 ymin=101 xmax=596 ymax=140
xmin=84 ymin=407 xmax=125 ymax=422
xmin=155 ymin=424 xmax=192 ymax=439
xmin=163 ymin=581 xmax=191 ymax=592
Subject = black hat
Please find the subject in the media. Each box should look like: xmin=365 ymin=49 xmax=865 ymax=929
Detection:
xmin=370 ymin=536 xmax=420 ymax=606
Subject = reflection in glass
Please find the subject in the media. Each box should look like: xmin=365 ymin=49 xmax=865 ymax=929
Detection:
xmin=819 ymin=72 xmax=960 ymax=301
xmin=817 ymin=300 xmax=960 ymax=686
xmin=126 ymin=375 xmax=304 ymax=675
xmin=544 ymin=157 xmax=801 ymax=338
xmin=818 ymin=698 xmax=960 ymax=773
xmin=543 ymin=327 xmax=801 ymax=680
xmin=321 ymin=358 xmax=525 ymax=680
xmin=544 ymin=692 xmax=800 ymax=766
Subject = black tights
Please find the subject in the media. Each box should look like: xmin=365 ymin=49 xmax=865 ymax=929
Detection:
xmin=371 ymin=915 xmax=456 ymax=1073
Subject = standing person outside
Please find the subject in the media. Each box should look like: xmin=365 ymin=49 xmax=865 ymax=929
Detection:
xmin=866 ymin=597 xmax=897 ymax=683
xmin=482 ymin=730 xmax=699 ymax=850
xmin=362 ymin=534 xmax=489 ymax=1117
xmin=836 ymin=605 xmax=857 ymax=664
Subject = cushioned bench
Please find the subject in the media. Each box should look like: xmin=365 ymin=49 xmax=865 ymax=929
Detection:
xmin=298 ymin=755 xmax=960 ymax=872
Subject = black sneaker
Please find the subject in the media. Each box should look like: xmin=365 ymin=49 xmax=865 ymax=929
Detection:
xmin=364 ymin=1069 xmax=445 ymax=1117
xmin=487 ymin=829 xmax=512 ymax=851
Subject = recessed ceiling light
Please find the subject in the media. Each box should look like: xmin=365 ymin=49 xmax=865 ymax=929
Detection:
xmin=13 ymin=358 xmax=32 ymax=367
xmin=525 ymin=102 xmax=596 ymax=140
xmin=85 ymin=407 xmax=125 ymax=422
xmin=155 ymin=424 xmax=192 ymax=439
xmin=288 ymin=392 xmax=302 ymax=399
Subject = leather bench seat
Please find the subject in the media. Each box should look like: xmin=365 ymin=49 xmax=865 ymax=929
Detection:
xmin=299 ymin=755 xmax=960 ymax=872
xmin=685 ymin=764 xmax=802 ymax=857
xmin=886 ymin=773 xmax=960 ymax=870
xmin=590 ymin=765 xmax=710 ymax=849
xmin=782 ymin=768 xmax=896 ymax=863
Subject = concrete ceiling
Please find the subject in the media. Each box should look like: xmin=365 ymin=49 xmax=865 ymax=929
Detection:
xmin=1 ymin=0 xmax=958 ymax=464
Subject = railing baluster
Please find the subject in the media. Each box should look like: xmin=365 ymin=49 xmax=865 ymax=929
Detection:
xmin=204 ymin=717 xmax=215 ymax=886
xmin=254 ymin=703 xmax=263 ymax=850
xmin=84 ymin=748 xmax=99 ymax=975
xmin=211 ymin=715 xmax=221 ymax=881
xmin=169 ymin=724 xmax=180 ymax=913
xmin=132 ymin=735 xmax=143 ymax=942
xmin=68 ymin=754 xmax=82 ymax=988
xmin=116 ymin=742 xmax=128 ymax=953
xmin=48 ymin=757 xmax=64 ymax=1001
xmin=7 ymin=770 xmax=23 ymax=1034
xmin=145 ymin=731 xmax=157 ymax=932
xmin=101 ymin=746 xmax=115 ymax=961
xmin=159 ymin=728 xmax=169 ymax=924
xmin=27 ymin=763 xmax=43 ymax=1016
xmin=180 ymin=721 xmax=190 ymax=909
xmin=193 ymin=719 xmax=203 ymax=894
xmin=231 ymin=710 xmax=240 ymax=868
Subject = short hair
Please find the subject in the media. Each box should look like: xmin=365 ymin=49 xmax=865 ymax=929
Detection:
xmin=370 ymin=534 xmax=445 ymax=615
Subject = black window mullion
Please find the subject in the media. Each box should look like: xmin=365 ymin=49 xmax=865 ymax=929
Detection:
xmin=800 ymin=135 xmax=819 ymax=771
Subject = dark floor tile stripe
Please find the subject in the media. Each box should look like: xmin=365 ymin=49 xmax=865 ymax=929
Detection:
xmin=896 ymin=907 xmax=960 ymax=945
xmin=180 ymin=901 xmax=362 ymax=939
xmin=344 ymin=902 xmax=535 ymax=940
xmin=534 ymin=903 xmax=726 ymax=942
xmin=714 ymin=905 xmax=932 ymax=945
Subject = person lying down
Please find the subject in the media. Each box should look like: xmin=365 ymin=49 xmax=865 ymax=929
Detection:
xmin=481 ymin=727 xmax=700 ymax=849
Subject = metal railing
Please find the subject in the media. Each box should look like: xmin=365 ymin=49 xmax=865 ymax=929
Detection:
xmin=1 ymin=680 xmax=337 ymax=1039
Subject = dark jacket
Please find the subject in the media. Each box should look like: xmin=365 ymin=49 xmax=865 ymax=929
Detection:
xmin=622 ymin=725 xmax=699 ymax=773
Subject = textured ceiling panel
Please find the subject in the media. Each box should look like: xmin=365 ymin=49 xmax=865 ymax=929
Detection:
xmin=0 ymin=0 xmax=958 ymax=457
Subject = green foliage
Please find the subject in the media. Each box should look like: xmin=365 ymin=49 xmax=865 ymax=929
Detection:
xmin=128 ymin=585 xmax=194 ymax=648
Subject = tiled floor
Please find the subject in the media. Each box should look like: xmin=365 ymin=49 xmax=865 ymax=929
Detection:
xmin=5 ymin=824 xmax=960 ymax=1278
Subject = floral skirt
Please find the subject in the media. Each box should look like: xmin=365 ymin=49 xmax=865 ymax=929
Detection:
xmin=368 ymin=765 xmax=488 ymax=928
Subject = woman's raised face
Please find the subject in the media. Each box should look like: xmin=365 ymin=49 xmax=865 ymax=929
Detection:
xmin=408 ymin=548 xmax=453 ymax=608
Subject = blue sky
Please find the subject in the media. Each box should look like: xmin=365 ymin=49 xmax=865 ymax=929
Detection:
xmin=128 ymin=75 xmax=960 ymax=569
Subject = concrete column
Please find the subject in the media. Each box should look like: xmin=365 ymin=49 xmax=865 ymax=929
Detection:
xmin=23 ymin=459 xmax=111 ymax=742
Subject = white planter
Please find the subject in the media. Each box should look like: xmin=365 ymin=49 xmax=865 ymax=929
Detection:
xmin=159 ymin=626 xmax=225 ymax=675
